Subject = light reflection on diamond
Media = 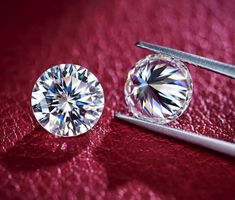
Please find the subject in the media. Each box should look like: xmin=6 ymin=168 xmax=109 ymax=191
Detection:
xmin=125 ymin=54 xmax=193 ymax=124
xmin=31 ymin=64 xmax=104 ymax=137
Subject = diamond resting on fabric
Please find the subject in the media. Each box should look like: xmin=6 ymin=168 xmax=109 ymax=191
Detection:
xmin=31 ymin=64 xmax=104 ymax=137
xmin=125 ymin=54 xmax=193 ymax=124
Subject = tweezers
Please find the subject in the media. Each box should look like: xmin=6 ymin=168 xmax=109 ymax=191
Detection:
xmin=136 ymin=41 xmax=235 ymax=78
xmin=115 ymin=41 xmax=235 ymax=158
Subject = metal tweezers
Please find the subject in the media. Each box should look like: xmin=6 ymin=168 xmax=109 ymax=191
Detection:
xmin=115 ymin=41 xmax=235 ymax=158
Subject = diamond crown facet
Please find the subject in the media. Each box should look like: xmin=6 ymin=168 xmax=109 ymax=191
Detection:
xmin=31 ymin=64 xmax=104 ymax=137
xmin=125 ymin=54 xmax=193 ymax=124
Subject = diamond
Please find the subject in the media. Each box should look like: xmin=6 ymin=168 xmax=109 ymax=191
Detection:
xmin=31 ymin=64 xmax=104 ymax=137
xmin=125 ymin=54 xmax=193 ymax=124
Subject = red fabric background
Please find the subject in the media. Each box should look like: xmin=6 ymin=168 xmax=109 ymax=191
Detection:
xmin=0 ymin=0 xmax=235 ymax=199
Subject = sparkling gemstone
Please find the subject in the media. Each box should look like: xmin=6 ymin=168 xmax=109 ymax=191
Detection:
xmin=31 ymin=64 xmax=104 ymax=137
xmin=125 ymin=54 xmax=193 ymax=124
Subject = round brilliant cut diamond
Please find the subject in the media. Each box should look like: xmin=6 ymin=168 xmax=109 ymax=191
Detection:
xmin=31 ymin=64 xmax=104 ymax=137
xmin=125 ymin=54 xmax=193 ymax=124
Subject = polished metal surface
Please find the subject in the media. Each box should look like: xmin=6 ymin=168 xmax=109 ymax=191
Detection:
xmin=136 ymin=41 xmax=235 ymax=79
xmin=115 ymin=113 xmax=235 ymax=158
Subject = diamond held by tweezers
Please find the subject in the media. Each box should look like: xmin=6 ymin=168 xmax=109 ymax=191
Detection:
xmin=125 ymin=54 xmax=193 ymax=124
xmin=31 ymin=64 xmax=104 ymax=137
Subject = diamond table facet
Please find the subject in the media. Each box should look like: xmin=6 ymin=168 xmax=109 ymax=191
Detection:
xmin=125 ymin=54 xmax=193 ymax=124
xmin=31 ymin=64 xmax=104 ymax=137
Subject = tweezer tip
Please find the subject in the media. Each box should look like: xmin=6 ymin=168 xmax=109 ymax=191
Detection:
xmin=135 ymin=41 xmax=145 ymax=47
xmin=135 ymin=41 xmax=153 ymax=50
xmin=114 ymin=112 xmax=123 ymax=118
xmin=114 ymin=113 xmax=132 ymax=121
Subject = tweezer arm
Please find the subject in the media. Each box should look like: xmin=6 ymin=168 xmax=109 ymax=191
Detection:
xmin=115 ymin=113 xmax=235 ymax=158
xmin=137 ymin=41 xmax=235 ymax=79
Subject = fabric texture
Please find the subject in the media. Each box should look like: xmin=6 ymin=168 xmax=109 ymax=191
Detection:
xmin=0 ymin=0 xmax=235 ymax=199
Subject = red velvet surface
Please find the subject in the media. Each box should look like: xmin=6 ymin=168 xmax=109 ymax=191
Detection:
xmin=0 ymin=0 xmax=235 ymax=199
